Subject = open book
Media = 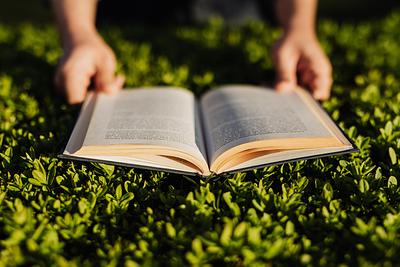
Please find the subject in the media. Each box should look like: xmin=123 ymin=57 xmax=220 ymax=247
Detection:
xmin=60 ymin=85 xmax=357 ymax=176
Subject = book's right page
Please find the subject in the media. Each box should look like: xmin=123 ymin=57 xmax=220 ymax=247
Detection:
xmin=200 ymin=85 xmax=354 ymax=174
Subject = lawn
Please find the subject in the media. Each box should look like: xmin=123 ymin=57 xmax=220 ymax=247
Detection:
xmin=0 ymin=11 xmax=400 ymax=266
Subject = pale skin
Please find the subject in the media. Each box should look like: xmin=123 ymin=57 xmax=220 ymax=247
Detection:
xmin=52 ymin=0 xmax=332 ymax=104
xmin=51 ymin=0 xmax=124 ymax=104
xmin=274 ymin=0 xmax=332 ymax=100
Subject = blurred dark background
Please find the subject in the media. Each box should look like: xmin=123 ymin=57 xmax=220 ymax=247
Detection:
xmin=0 ymin=0 xmax=399 ymax=25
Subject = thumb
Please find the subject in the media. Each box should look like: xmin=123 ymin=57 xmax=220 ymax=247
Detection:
xmin=274 ymin=53 xmax=298 ymax=92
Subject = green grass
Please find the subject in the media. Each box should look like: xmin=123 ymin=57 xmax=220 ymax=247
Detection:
xmin=0 ymin=12 xmax=400 ymax=266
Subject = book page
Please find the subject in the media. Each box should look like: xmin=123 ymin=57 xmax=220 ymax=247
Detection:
xmin=63 ymin=92 xmax=97 ymax=155
xmin=200 ymin=85 xmax=333 ymax=163
xmin=223 ymin=147 xmax=353 ymax=173
xmin=81 ymin=87 xmax=207 ymax=163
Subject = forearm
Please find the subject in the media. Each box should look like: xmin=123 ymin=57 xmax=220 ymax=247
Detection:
xmin=276 ymin=0 xmax=317 ymax=36
xmin=51 ymin=0 xmax=99 ymax=47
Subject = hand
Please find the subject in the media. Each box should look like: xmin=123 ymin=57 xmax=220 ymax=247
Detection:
xmin=272 ymin=32 xmax=332 ymax=100
xmin=55 ymin=33 xmax=124 ymax=104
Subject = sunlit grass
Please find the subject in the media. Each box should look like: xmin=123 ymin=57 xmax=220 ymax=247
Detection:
xmin=0 ymin=13 xmax=400 ymax=266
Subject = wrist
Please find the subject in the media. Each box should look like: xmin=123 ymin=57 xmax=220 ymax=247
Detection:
xmin=61 ymin=28 xmax=100 ymax=49
xmin=282 ymin=27 xmax=318 ymax=43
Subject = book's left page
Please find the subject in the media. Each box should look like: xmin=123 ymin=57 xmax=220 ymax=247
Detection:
xmin=61 ymin=87 xmax=209 ymax=175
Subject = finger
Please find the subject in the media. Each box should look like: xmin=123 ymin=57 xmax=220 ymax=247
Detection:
xmin=114 ymin=75 xmax=125 ymax=91
xmin=94 ymin=55 xmax=117 ymax=93
xmin=310 ymin=61 xmax=332 ymax=100
xmin=63 ymin=68 xmax=92 ymax=104
xmin=311 ymin=74 xmax=332 ymax=100
xmin=274 ymin=52 xmax=298 ymax=92
xmin=106 ymin=74 xmax=125 ymax=95
xmin=298 ymin=55 xmax=332 ymax=100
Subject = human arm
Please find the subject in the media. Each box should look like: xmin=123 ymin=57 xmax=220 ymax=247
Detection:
xmin=273 ymin=0 xmax=332 ymax=100
xmin=51 ymin=0 xmax=124 ymax=104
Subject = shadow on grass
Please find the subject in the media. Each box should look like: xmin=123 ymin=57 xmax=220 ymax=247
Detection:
xmin=0 ymin=42 xmax=79 ymax=154
xmin=112 ymin=24 xmax=275 ymax=94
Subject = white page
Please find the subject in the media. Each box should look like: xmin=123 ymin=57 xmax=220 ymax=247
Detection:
xmin=81 ymin=87 xmax=207 ymax=162
xmin=224 ymin=147 xmax=352 ymax=173
xmin=70 ymin=154 xmax=199 ymax=174
xmin=200 ymin=85 xmax=332 ymax=163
